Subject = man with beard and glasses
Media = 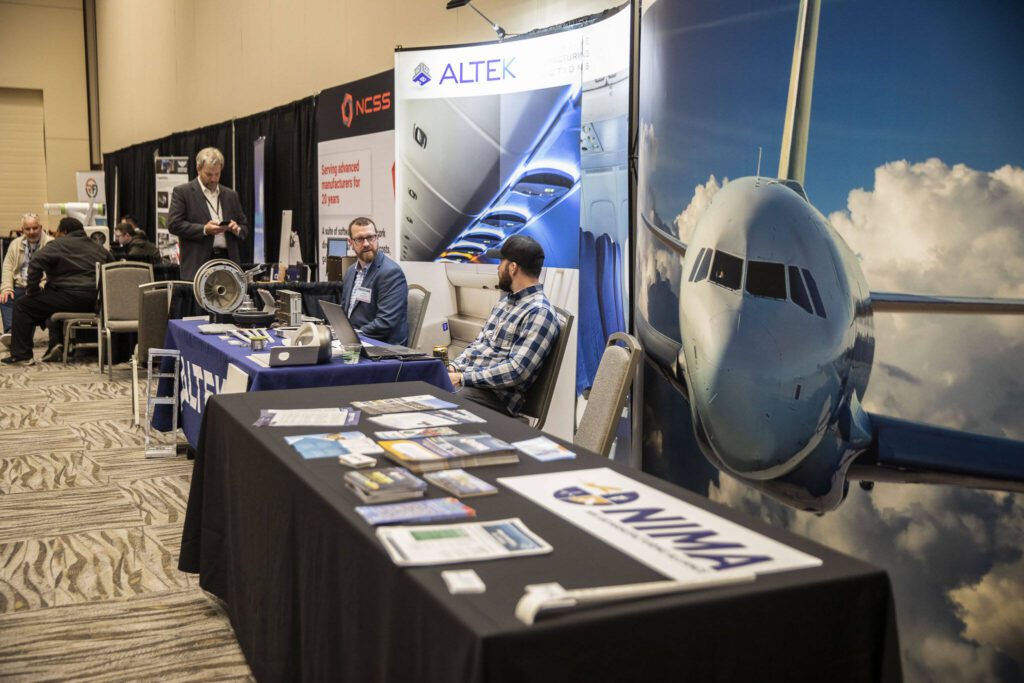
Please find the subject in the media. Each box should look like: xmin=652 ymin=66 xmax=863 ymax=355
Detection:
xmin=167 ymin=147 xmax=248 ymax=280
xmin=447 ymin=235 xmax=562 ymax=416
xmin=340 ymin=217 xmax=409 ymax=345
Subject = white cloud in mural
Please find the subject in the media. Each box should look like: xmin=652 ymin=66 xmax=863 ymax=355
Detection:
xmin=705 ymin=159 xmax=1024 ymax=680
xmin=831 ymin=159 xmax=1024 ymax=440
xmin=674 ymin=174 xmax=725 ymax=242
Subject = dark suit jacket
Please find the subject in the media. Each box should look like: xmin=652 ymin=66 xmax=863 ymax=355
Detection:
xmin=167 ymin=178 xmax=248 ymax=280
xmin=341 ymin=252 xmax=409 ymax=345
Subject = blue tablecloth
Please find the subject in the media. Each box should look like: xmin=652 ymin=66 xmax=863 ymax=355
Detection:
xmin=153 ymin=319 xmax=453 ymax=447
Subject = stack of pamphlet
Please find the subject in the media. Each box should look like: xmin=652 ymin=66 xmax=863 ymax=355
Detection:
xmin=351 ymin=394 xmax=458 ymax=414
xmin=355 ymin=497 xmax=476 ymax=526
xmin=285 ymin=431 xmax=383 ymax=460
xmin=344 ymin=467 xmax=427 ymax=503
xmin=424 ymin=469 xmax=498 ymax=497
xmin=367 ymin=408 xmax=485 ymax=430
xmin=379 ymin=433 xmax=518 ymax=473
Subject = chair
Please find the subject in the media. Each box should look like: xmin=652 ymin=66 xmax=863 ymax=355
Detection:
xmin=49 ymin=311 xmax=100 ymax=367
xmin=574 ymin=332 xmax=642 ymax=458
xmin=132 ymin=280 xmax=189 ymax=424
xmin=519 ymin=305 xmax=574 ymax=431
xmin=406 ymin=284 xmax=431 ymax=349
xmin=98 ymin=261 xmax=153 ymax=380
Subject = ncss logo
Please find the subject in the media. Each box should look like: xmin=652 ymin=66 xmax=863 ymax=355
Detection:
xmin=413 ymin=62 xmax=431 ymax=86
xmin=340 ymin=90 xmax=391 ymax=128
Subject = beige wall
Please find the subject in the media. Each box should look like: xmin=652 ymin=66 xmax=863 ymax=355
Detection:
xmin=0 ymin=0 xmax=92 ymax=225
xmin=96 ymin=0 xmax=615 ymax=153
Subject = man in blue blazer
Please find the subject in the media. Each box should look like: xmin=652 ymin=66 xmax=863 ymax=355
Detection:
xmin=340 ymin=217 xmax=409 ymax=345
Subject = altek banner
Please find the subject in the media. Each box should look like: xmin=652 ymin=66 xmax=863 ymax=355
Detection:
xmin=395 ymin=7 xmax=631 ymax=403
xmin=394 ymin=32 xmax=587 ymax=267
xmin=316 ymin=70 xmax=396 ymax=280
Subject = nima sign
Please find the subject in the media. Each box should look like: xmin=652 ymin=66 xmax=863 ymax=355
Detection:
xmin=439 ymin=57 xmax=516 ymax=85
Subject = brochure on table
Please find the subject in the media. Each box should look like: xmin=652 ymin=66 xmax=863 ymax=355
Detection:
xmin=377 ymin=518 xmax=551 ymax=566
xmin=499 ymin=468 xmax=821 ymax=580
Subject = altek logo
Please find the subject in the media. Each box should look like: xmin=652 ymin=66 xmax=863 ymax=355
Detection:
xmin=413 ymin=63 xmax=431 ymax=86
xmin=340 ymin=91 xmax=392 ymax=128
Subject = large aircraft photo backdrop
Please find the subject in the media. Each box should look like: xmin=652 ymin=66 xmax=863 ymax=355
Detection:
xmin=636 ymin=1 xmax=1024 ymax=680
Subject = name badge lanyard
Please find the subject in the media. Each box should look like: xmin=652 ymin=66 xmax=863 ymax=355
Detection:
xmin=204 ymin=194 xmax=222 ymax=223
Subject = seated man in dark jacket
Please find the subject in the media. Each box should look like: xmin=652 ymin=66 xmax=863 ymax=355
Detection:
xmin=2 ymin=217 xmax=113 ymax=366
xmin=114 ymin=222 xmax=160 ymax=263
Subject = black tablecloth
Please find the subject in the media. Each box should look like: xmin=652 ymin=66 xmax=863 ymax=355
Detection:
xmin=180 ymin=381 xmax=901 ymax=683
xmin=168 ymin=281 xmax=344 ymax=319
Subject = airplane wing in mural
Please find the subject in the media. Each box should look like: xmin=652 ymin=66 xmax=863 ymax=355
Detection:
xmin=870 ymin=292 xmax=1024 ymax=314
xmin=850 ymin=414 xmax=1024 ymax=493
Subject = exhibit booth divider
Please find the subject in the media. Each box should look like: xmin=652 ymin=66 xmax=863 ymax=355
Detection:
xmin=102 ymin=5 xmax=633 ymax=448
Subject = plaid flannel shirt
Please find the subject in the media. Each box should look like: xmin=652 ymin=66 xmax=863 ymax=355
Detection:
xmin=451 ymin=283 xmax=562 ymax=415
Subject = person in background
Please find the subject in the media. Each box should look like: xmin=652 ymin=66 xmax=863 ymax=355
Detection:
xmin=446 ymin=235 xmax=562 ymax=416
xmin=167 ymin=147 xmax=248 ymax=280
xmin=114 ymin=222 xmax=160 ymax=263
xmin=340 ymin=217 xmax=409 ymax=345
xmin=2 ymin=217 xmax=112 ymax=366
xmin=0 ymin=213 xmax=53 ymax=349
xmin=120 ymin=214 xmax=141 ymax=231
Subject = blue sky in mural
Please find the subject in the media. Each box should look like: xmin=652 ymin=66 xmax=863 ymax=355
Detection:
xmin=643 ymin=0 xmax=1024 ymax=217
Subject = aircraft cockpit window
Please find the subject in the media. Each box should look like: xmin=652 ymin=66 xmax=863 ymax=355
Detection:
xmin=688 ymin=248 xmax=706 ymax=282
xmin=692 ymin=247 xmax=713 ymax=282
xmin=802 ymin=268 xmax=827 ymax=318
xmin=710 ymin=250 xmax=743 ymax=290
xmin=746 ymin=261 xmax=786 ymax=299
xmin=788 ymin=265 xmax=814 ymax=314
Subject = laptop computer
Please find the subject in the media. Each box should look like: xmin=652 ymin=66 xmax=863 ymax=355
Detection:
xmin=318 ymin=299 xmax=426 ymax=360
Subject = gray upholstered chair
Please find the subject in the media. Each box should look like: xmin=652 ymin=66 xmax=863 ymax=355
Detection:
xmin=574 ymin=332 xmax=642 ymax=458
xmin=98 ymin=261 xmax=153 ymax=380
xmin=132 ymin=280 xmax=189 ymax=424
xmin=406 ymin=284 xmax=431 ymax=350
xmin=519 ymin=305 xmax=574 ymax=431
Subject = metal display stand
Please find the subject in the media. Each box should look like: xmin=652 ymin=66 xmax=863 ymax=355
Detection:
xmin=144 ymin=348 xmax=181 ymax=458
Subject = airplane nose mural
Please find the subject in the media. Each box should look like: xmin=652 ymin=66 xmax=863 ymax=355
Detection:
xmin=691 ymin=312 xmax=816 ymax=478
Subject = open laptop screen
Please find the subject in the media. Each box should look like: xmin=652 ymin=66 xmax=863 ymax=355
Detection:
xmin=318 ymin=299 xmax=360 ymax=344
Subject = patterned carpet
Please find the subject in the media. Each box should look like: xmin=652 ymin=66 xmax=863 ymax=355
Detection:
xmin=0 ymin=334 xmax=253 ymax=681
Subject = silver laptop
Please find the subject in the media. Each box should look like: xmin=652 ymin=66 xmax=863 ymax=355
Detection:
xmin=318 ymin=300 xmax=425 ymax=360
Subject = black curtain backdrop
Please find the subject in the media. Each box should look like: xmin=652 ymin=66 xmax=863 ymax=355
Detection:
xmin=234 ymin=97 xmax=318 ymax=266
xmin=103 ymin=98 xmax=317 ymax=271
xmin=162 ymin=122 xmax=235 ymax=188
xmin=101 ymin=122 xmax=233 ymax=245
xmin=103 ymin=140 xmax=160 ymax=239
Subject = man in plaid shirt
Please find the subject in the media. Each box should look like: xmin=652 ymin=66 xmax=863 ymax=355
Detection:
xmin=448 ymin=236 xmax=562 ymax=416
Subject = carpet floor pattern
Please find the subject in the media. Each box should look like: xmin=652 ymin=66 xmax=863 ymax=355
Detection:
xmin=0 ymin=335 xmax=252 ymax=680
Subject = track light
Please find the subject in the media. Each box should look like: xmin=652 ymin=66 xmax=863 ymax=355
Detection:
xmin=445 ymin=0 xmax=506 ymax=41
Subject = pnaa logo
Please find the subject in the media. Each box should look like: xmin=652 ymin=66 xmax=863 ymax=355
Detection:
xmin=413 ymin=62 xmax=431 ymax=86
xmin=554 ymin=482 xmax=638 ymax=506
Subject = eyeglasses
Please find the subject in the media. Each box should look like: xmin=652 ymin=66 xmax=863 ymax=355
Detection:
xmin=350 ymin=234 xmax=378 ymax=244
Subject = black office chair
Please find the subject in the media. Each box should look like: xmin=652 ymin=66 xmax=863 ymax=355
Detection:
xmin=518 ymin=305 xmax=574 ymax=431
